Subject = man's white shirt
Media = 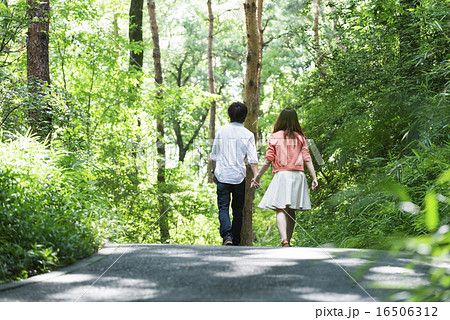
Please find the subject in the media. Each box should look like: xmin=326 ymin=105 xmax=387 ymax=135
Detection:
xmin=210 ymin=122 xmax=258 ymax=184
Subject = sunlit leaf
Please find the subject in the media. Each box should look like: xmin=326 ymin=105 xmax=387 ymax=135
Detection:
xmin=437 ymin=170 xmax=450 ymax=185
xmin=424 ymin=191 xmax=439 ymax=232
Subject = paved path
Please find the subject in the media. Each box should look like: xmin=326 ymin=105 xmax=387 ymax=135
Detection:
xmin=0 ymin=244 xmax=446 ymax=302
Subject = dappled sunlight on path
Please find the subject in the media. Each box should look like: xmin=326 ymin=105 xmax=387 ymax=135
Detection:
xmin=0 ymin=244 xmax=447 ymax=302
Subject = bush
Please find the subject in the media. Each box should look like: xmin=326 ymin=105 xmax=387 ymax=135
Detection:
xmin=390 ymin=169 xmax=450 ymax=301
xmin=109 ymin=165 xmax=220 ymax=245
xmin=281 ymin=140 xmax=450 ymax=250
xmin=0 ymin=131 xmax=110 ymax=283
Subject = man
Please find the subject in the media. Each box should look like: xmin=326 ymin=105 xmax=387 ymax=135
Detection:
xmin=210 ymin=102 xmax=259 ymax=246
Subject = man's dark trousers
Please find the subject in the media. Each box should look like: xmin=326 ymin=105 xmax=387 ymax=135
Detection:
xmin=216 ymin=179 xmax=245 ymax=245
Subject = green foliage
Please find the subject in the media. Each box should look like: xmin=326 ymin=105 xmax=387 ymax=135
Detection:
xmin=0 ymin=132 xmax=111 ymax=283
xmin=254 ymin=0 xmax=449 ymax=255
xmin=107 ymin=165 xmax=220 ymax=245
xmin=0 ymin=0 xmax=28 ymax=66
xmin=390 ymin=170 xmax=450 ymax=301
xmin=153 ymin=168 xmax=220 ymax=245
xmin=0 ymin=72 xmax=29 ymax=132
xmin=282 ymin=130 xmax=449 ymax=250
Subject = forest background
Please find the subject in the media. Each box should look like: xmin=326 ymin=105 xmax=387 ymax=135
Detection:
xmin=0 ymin=0 xmax=448 ymax=300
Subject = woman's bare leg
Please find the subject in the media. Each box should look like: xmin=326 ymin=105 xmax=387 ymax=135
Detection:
xmin=276 ymin=209 xmax=288 ymax=241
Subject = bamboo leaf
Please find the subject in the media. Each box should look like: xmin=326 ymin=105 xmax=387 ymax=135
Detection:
xmin=433 ymin=20 xmax=443 ymax=32
xmin=437 ymin=169 xmax=450 ymax=185
xmin=424 ymin=191 xmax=439 ymax=232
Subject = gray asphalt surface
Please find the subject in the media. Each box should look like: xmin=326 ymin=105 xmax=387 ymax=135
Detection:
xmin=0 ymin=243 xmax=445 ymax=302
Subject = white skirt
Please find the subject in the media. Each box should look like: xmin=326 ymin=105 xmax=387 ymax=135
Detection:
xmin=258 ymin=170 xmax=311 ymax=211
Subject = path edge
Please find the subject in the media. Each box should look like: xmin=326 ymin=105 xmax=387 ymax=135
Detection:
xmin=0 ymin=243 xmax=121 ymax=292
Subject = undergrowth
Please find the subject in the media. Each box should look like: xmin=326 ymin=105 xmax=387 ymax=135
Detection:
xmin=0 ymin=131 xmax=111 ymax=283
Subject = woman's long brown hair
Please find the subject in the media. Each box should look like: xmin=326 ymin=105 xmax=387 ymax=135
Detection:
xmin=273 ymin=108 xmax=305 ymax=139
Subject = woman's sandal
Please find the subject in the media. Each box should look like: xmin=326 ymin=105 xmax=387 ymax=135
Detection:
xmin=281 ymin=239 xmax=290 ymax=247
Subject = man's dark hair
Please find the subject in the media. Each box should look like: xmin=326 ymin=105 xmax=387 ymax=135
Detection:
xmin=228 ymin=102 xmax=248 ymax=123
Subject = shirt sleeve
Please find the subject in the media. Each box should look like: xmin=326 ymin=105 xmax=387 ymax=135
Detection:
xmin=301 ymin=136 xmax=312 ymax=163
xmin=210 ymin=129 xmax=221 ymax=161
xmin=246 ymin=133 xmax=258 ymax=164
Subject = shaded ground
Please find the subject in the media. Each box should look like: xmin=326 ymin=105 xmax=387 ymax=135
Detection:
xmin=0 ymin=244 xmax=446 ymax=302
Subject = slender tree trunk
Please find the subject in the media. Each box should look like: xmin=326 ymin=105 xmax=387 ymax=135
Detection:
xmin=256 ymin=0 xmax=265 ymax=100
xmin=241 ymin=0 xmax=262 ymax=246
xmin=165 ymin=12 xmax=209 ymax=165
xmin=27 ymin=0 xmax=51 ymax=137
xmin=129 ymin=0 xmax=144 ymax=72
xmin=129 ymin=0 xmax=144 ymax=199
xmin=129 ymin=0 xmax=144 ymax=105
xmin=207 ymin=0 xmax=216 ymax=183
xmin=329 ymin=0 xmax=343 ymax=49
xmin=147 ymin=0 xmax=169 ymax=243
xmin=174 ymin=107 xmax=209 ymax=162
xmin=113 ymin=14 xmax=119 ymax=36
xmin=313 ymin=0 xmax=325 ymax=78
xmin=313 ymin=0 xmax=320 ymax=58
xmin=172 ymin=101 xmax=210 ymax=163
xmin=113 ymin=13 xmax=120 ymax=53
xmin=56 ymin=42 xmax=66 ymax=91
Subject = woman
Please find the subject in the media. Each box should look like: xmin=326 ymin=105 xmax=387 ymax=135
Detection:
xmin=251 ymin=108 xmax=318 ymax=247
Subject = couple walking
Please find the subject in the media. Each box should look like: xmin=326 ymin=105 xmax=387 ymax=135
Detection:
xmin=210 ymin=102 xmax=318 ymax=247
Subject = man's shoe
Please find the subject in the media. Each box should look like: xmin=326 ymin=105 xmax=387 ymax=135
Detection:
xmin=222 ymin=238 xmax=233 ymax=246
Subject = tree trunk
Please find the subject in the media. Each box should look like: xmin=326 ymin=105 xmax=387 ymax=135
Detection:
xmin=113 ymin=13 xmax=120 ymax=53
xmin=329 ymin=0 xmax=342 ymax=49
xmin=256 ymin=0 xmax=264 ymax=99
xmin=241 ymin=0 xmax=262 ymax=246
xmin=128 ymin=0 xmax=144 ymax=112
xmin=207 ymin=0 xmax=216 ymax=183
xmin=147 ymin=0 xmax=169 ymax=243
xmin=313 ymin=0 xmax=320 ymax=57
xmin=128 ymin=0 xmax=144 ymax=204
xmin=174 ymin=108 xmax=209 ymax=163
xmin=165 ymin=8 xmax=209 ymax=165
xmin=27 ymin=0 xmax=51 ymax=137
xmin=313 ymin=0 xmax=325 ymax=78
xmin=129 ymin=0 xmax=144 ymax=71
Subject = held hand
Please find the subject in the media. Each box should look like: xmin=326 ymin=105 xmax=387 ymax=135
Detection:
xmin=250 ymin=177 xmax=261 ymax=189
xmin=312 ymin=179 xmax=318 ymax=191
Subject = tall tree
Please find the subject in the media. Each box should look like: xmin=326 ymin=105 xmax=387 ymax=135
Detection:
xmin=174 ymin=114 xmax=209 ymax=162
xmin=147 ymin=0 xmax=168 ymax=243
xmin=170 ymin=53 xmax=210 ymax=163
xmin=241 ymin=0 xmax=262 ymax=246
xmin=129 ymin=0 xmax=144 ymax=167
xmin=329 ymin=0 xmax=342 ymax=49
xmin=173 ymin=107 xmax=209 ymax=162
xmin=129 ymin=0 xmax=144 ymax=73
xmin=313 ymin=0 xmax=325 ymax=77
xmin=164 ymin=14 xmax=209 ymax=164
xmin=113 ymin=13 xmax=119 ymax=37
xmin=27 ymin=0 xmax=51 ymax=137
xmin=207 ymin=0 xmax=216 ymax=182
xmin=256 ymin=0 xmax=264 ymax=92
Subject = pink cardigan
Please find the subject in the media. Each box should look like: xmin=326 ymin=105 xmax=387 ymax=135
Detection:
xmin=264 ymin=130 xmax=312 ymax=173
